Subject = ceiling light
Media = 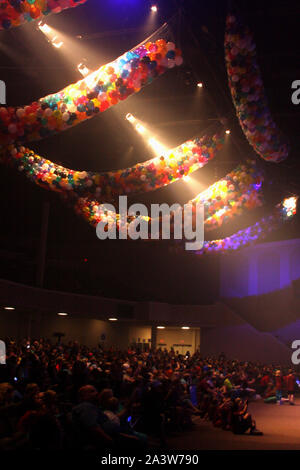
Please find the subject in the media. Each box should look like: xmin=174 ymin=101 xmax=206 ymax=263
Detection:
xmin=183 ymin=175 xmax=191 ymax=183
xmin=58 ymin=312 xmax=68 ymax=316
xmin=77 ymin=63 xmax=90 ymax=77
xmin=125 ymin=113 xmax=135 ymax=123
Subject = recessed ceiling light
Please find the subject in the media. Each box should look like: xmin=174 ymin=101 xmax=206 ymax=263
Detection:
xmin=181 ymin=326 xmax=190 ymax=330
xmin=197 ymin=82 xmax=203 ymax=88
xmin=108 ymin=317 xmax=118 ymax=321
xmin=57 ymin=312 xmax=68 ymax=316
xmin=157 ymin=326 xmax=165 ymax=329
xmin=4 ymin=307 xmax=15 ymax=310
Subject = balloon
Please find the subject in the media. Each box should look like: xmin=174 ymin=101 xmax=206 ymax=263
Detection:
xmin=0 ymin=0 xmax=88 ymax=30
xmin=0 ymin=38 xmax=183 ymax=148
xmin=197 ymin=197 xmax=297 ymax=254
xmin=2 ymin=133 xmax=223 ymax=201
xmin=225 ymin=14 xmax=289 ymax=162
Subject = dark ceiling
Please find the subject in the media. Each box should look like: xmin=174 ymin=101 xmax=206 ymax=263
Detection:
xmin=0 ymin=0 xmax=299 ymax=304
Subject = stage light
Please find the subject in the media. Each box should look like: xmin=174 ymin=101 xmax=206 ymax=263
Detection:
xmin=38 ymin=22 xmax=51 ymax=34
xmin=181 ymin=326 xmax=190 ymax=330
xmin=197 ymin=82 xmax=203 ymax=88
xmin=136 ymin=123 xmax=146 ymax=134
xmin=283 ymin=196 xmax=297 ymax=217
xmin=183 ymin=175 xmax=191 ymax=183
xmin=84 ymin=71 xmax=98 ymax=89
xmin=157 ymin=326 xmax=165 ymax=329
xmin=58 ymin=312 xmax=68 ymax=316
xmin=4 ymin=307 xmax=15 ymax=310
xmin=151 ymin=5 xmax=158 ymax=12
xmin=125 ymin=113 xmax=135 ymax=123
xmin=51 ymin=36 xmax=64 ymax=49
xmin=148 ymin=137 xmax=168 ymax=156
xmin=108 ymin=317 xmax=118 ymax=321
xmin=214 ymin=208 xmax=227 ymax=218
xmin=77 ymin=62 xmax=90 ymax=77
xmin=225 ymin=129 xmax=231 ymax=135
xmin=127 ymin=114 xmax=170 ymax=156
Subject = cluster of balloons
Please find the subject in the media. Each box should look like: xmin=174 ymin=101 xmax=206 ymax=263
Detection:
xmin=0 ymin=0 xmax=88 ymax=30
xmin=72 ymin=194 xmax=137 ymax=230
xmin=68 ymin=159 xmax=264 ymax=234
xmin=225 ymin=14 xmax=289 ymax=163
xmin=193 ymin=160 xmax=264 ymax=231
xmin=0 ymin=39 xmax=183 ymax=148
xmin=3 ymin=133 xmax=223 ymax=201
xmin=197 ymin=197 xmax=297 ymax=254
xmin=0 ymin=4 xmax=295 ymax=257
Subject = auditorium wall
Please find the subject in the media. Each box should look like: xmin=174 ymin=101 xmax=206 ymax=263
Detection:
xmin=201 ymin=324 xmax=292 ymax=364
xmin=220 ymin=238 xmax=300 ymax=332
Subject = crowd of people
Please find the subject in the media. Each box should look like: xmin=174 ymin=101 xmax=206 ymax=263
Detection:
xmin=0 ymin=338 xmax=298 ymax=451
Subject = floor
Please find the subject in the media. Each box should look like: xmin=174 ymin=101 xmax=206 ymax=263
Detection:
xmin=168 ymin=399 xmax=300 ymax=450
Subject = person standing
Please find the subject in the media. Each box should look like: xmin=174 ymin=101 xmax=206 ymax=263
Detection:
xmin=286 ymin=370 xmax=296 ymax=405
xmin=275 ymin=370 xmax=283 ymax=405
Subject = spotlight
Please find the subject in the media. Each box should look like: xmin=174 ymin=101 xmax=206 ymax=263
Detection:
xmin=57 ymin=312 xmax=68 ymax=316
xmin=181 ymin=326 xmax=190 ymax=330
xmin=197 ymin=82 xmax=203 ymax=88
xmin=225 ymin=129 xmax=231 ymax=135
xmin=51 ymin=37 xmax=64 ymax=49
xmin=108 ymin=317 xmax=118 ymax=321
xmin=214 ymin=208 xmax=227 ymax=218
xmin=148 ymin=137 xmax=167 ymax=156
xmin=136 ymin=124 xmax=145 ymax=134
xmin=4 ymin=307 xmax=15 ymax=310
xmin=157 ymin=326 xmax=165 ymax=329
xmin=183 ymin=175 xmax=191 ymax=183
xmin=38 ymin=22 xmax=51 ymax=34
xmin=283 ymin=197 xmax=297 ymax=217
xmin=84 ymin=72 xmax=98 ymax=89
xmin=151 ymin=5 xmax=158 ymax=12
xmin=125 ymin=113 xmax=135 ymax=123
xmin=77 ymin=62 xmax=90 ymax=77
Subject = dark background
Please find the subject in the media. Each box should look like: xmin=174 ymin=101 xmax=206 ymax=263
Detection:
xmin=0 ymin=0 xmax=299 ymax=303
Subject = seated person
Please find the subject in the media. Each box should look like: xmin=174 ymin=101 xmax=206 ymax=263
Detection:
xmin=72 ymin=385 xmax=113 ymax=450
xmin=231 ymin=398 xmax=263 ymax=435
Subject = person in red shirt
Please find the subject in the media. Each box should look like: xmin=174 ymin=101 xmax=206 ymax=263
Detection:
xmin=260 ymin=373 xmax=270 ymax=394
xmin=286 ymin=370 xmax=296 ymax=405
xmin=275 ymin=370 xmax=283 ymax=405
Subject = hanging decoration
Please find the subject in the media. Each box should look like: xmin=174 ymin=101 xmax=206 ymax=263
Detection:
xmin=3 ymin=133 xmax=222 ymax=199
xmin=225 ymin=14 xmax=289 ymax=162
xmin=197 ymin=197 xmax=297 ymax=254
xmin=192 ymin=160 xmax=264 ymax=231
xmin=0 ymin=0 xmax=88 ymax=30
xmin=67 ymin=160 xmax=264 ymax=232
xmin=0 ymin=38 xmax=183 ymax=148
